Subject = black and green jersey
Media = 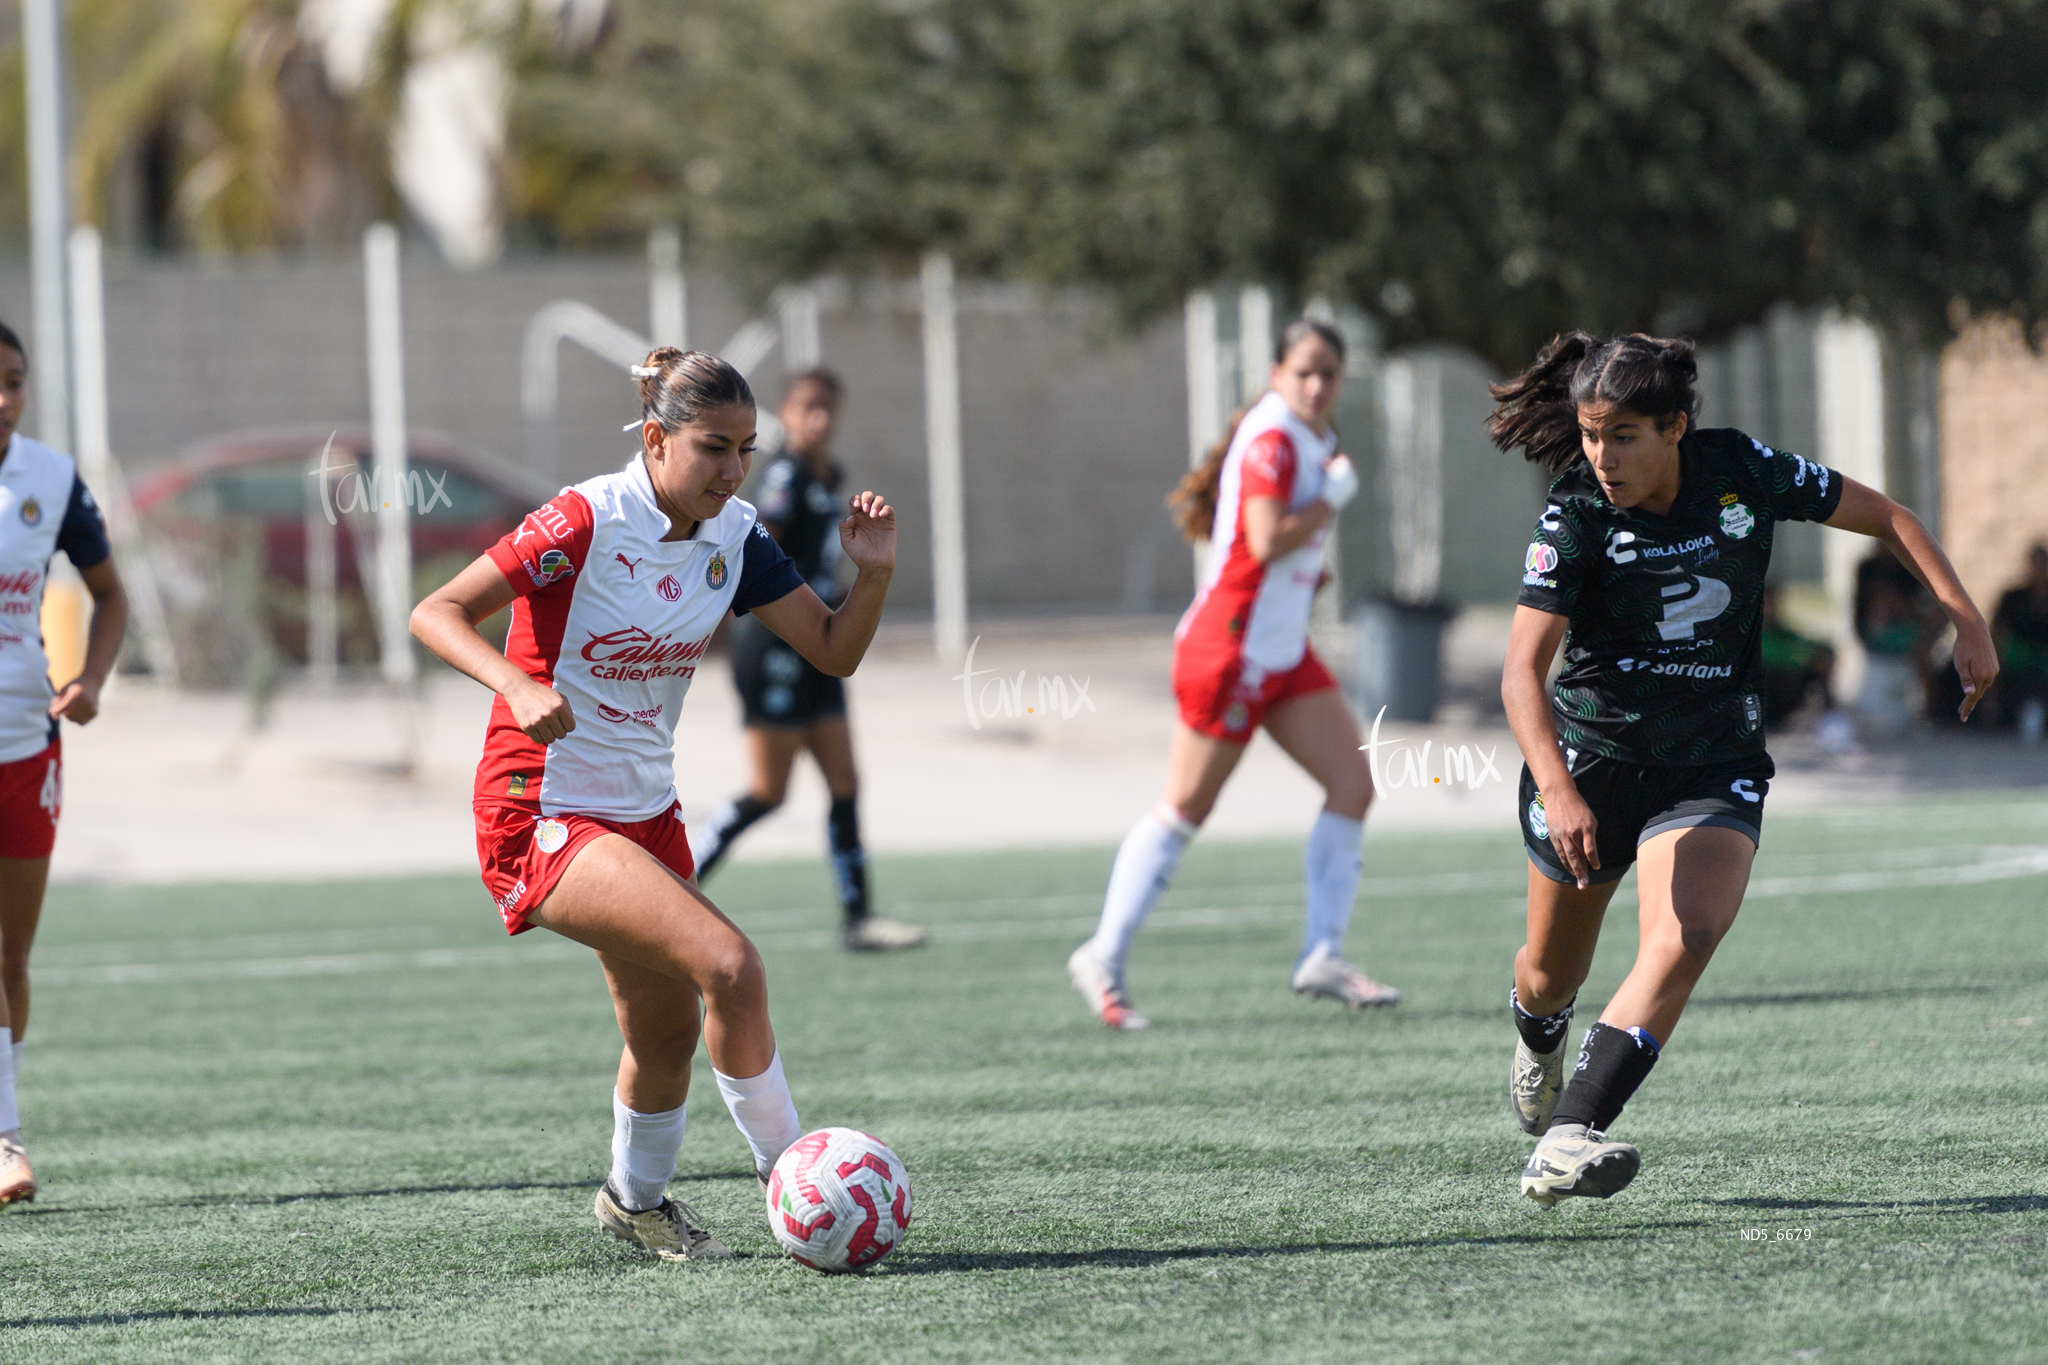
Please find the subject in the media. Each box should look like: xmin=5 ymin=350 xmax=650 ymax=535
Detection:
xmin=1516 ymin=427 xmax=1845 ymax=766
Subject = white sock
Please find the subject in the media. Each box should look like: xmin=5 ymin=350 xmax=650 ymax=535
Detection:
xmin=9 ymin=1038 xmax=20 ymax=1078
xmin=0 ymin=1032 xmax=17 ymax=1134
xmin=608 ymin=1091 xmax=686 ymax=1213
xmin=713 ymin=1049 xmax=802 ymax=1176
xmin=1301 ymin=809 xmax=1366 ymax=965
xmin=1087 ymin=805 xmax=1197 ymax=979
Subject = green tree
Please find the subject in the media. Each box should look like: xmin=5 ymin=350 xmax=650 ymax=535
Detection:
xmin=507 ymin=0 xmax=2048 ymax=366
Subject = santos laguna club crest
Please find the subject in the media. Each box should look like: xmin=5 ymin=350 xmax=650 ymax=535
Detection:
xmin=705 ymin=551 xmax=728 ymax=590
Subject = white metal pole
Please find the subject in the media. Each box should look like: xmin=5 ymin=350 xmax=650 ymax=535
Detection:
xmin=778 ymin=287 xmax=822 ymax=371
xmin=648 ymin=225 xmax=686 ymax=349
xmin=23 ymin=0 xmax=72 ymax=454
xmin=921 ymin=253 xmax=968 ymax=665
xmin=364 ymin=224 xmax=416 ymax=686
xmin=1816 ymin=311 xmax=1886 ymax=702
xmin=66 ymin=228 xmax=109 ymax=493
xmin=1238 ymin=284 xmax=1272 ymax=407
xmin=67 ymin=224 xmax=181 ymax=684
xmin=1184 ymin=290 xmax=1221 ymax=584
xmin=306 ymin=449 xmax=338 ymax=684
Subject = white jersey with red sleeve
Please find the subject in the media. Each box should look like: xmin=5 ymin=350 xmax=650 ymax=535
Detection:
xmin=475 ymin=456 xmax=803 ymax=820
xmin=1175 ymin=390 xmax=1338 ymax=677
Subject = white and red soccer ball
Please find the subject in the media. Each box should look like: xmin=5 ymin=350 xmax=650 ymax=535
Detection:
xmin=765 ymin=1127 xmax=912 ymax=1273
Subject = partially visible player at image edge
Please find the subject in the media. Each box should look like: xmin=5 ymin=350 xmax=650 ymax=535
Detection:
xmin=1490 ymin=332 xmax=1997 ymax=1207
xmin=1067 ymin=318 xmax=1398 ymax=1030
xmin=411 ymin=347 xmax=897 ymax=1260
xmin=0 ymin=319 xmax=131 ymax=1209
xmin=690 ymin=367 xmax=924 ymax=951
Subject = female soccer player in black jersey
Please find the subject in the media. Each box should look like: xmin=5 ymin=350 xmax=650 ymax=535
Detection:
xmin=691 ymin=370 xmax=924 ymax=952
xmin=1489 ymin=332 xmax=1998 ymax=1207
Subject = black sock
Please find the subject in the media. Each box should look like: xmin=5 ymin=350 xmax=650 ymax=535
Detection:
xmin=695 ymin=794 xmax=774 ymax=881
xmin=1549 ymin=1021 xmax=1660 ymax=1134
xmin=1511 ymin=987 xmax=1575 ymax=1054
xmin=828 ymin=795 xmax=868 ymax=925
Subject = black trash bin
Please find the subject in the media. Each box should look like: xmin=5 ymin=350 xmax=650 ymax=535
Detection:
xmin=1350 ymin=596 xmax=1455 ymax=723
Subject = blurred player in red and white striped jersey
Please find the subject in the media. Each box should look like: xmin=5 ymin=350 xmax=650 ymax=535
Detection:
xmin=1068 ymin=318 xmax=1398 ymax=1030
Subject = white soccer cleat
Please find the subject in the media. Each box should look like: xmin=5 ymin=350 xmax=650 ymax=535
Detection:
xmin=1291 ymin=947 xmax=1401 ymax=1009
xmin=1520 ymin=1124 xmax=1641 ymax=1208
xmin=595 ymin=1182 xmax=733 ymax=1261
xmin=0 ymin=1133 xmax=34 ymax=1208
xmin=1510 ymin=1037 xmax=1569 ymax=1135
xmin=843 ymin=916 xmax=928 ymax=952
xmin=1066 ymin=943 xmax=1148 ymax=1031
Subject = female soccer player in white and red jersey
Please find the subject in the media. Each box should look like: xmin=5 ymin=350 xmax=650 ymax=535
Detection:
xmin=1067 ymin=318 xmax=1397 ymax=1030
xmin=411 ymin=347 xmax=896 ymax=1260
xmin=0 ymin=319 xmax=130 ymax=1208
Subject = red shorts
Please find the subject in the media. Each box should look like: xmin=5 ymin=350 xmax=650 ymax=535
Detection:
xmin=0 ymin=738 xmax=61 ymax=859
xmin=1172 ymin=641 xmax=1337 ymax=742
xmin=474 ymin=800 xmax=696 ymax=935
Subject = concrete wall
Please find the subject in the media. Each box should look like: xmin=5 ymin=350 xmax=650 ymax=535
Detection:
xmin=1939 ymin=319 xmax=2048 ymax=610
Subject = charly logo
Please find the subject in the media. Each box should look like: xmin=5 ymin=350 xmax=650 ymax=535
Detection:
xmin=705 ymin=552 xmax=727 ymax=590
xmin=18 ymin=496 xmax=40 ymax=526
xmin=1719 ymin=503 xmax=1755 ymax=539
xmin=1606 ymin=530 xmax=1638 ymax=565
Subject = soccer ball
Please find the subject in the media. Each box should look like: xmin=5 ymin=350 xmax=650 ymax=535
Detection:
xmin=765 ymin=1127 xmax=912 ymax=1272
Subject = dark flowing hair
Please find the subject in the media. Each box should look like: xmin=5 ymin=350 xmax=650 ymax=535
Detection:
xmin=1486 ymin=331 xmax=1698 ymax=474
xmin=635 ymin=346 xmax=754 ymax=433
xmin=1170 ymin=317 xmax=1346 ymax=542
xmin=0 ymin=320 xmax=25 ymax=365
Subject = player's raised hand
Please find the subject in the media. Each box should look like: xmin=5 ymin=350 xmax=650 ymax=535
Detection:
xmin=840 ymin=491 xmax=897 ymax=574
xmin=1952 ymin=616 xmax=2000 ymax=722
xmin=506 ymin=677 xmax=576 ymax=743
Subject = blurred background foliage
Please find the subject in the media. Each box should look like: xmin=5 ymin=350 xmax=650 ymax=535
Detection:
xmin=8 ymin=0 xmax=2048 ymax=363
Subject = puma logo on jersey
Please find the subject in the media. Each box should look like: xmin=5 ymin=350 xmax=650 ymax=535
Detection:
xmin=616 ymin=553 xmax=642 ymax=578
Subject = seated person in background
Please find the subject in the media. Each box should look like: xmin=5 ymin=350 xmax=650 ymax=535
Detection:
xmin=1992 ymin=541 xmax=2048 ymax=742
xmin=1758 ymin=586 xmax=1835 ymax=729
xmin=1853 ymin=550 xmax=1937 ymax=730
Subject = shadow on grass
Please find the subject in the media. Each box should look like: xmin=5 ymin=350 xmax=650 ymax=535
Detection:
xmin=17 ymin=1170 xmax=756 ymax=1218
xmin=883 ymin=1225 xmax=1708 ymax=1274
xmin=1690 ymin=984 xmax=1992 ymax=1009
xmin=4 ymin=1306 xmax=391 ymax=1331
xmin=1718 ymin=1195 xmax=2048 ymax=1214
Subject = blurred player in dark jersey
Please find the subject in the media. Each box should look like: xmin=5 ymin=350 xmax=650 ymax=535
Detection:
xmin=1488 ymin=332 xmax=1997 ymax=1209
xmin=692 ymin=370 xmax=924 ymax=951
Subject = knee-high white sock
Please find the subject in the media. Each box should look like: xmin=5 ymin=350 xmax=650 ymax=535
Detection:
xmin=1088 ymin=805 xmax=1197 ymax=978
xmin=1301 ymin=809 xmax=1366 ymax=965
xmin=609 ymin=1092 xmax=687 ymax=1213
xmin=10 ymin=1038 xmax=21 ymax=1078
xmin=713 ymin=1049 xmax=802 ymax=1176
xmin=0 ymin=1033 xmax=19 ymax=1135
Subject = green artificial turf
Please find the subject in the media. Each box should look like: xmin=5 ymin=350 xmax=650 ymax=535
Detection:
xmin=4 ymin=793 xmax=2046 ymax=1363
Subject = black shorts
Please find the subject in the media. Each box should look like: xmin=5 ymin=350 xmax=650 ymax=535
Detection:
xmin=730 ymin=617 xmax=846 ymax=729
xmin=1519 ymin=749 xmax=1772 ymax=886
